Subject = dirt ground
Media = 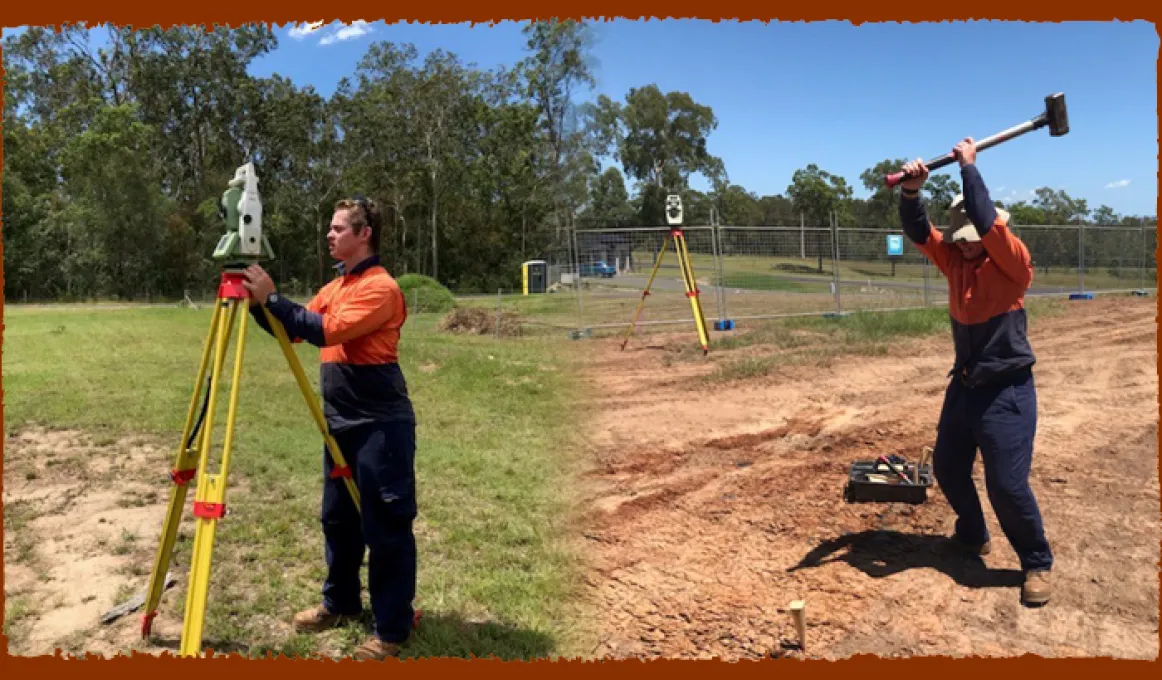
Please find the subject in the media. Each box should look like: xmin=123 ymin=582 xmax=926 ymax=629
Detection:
xmin=3 ymin=295 xmax=1158 ymax=660
xmin=1 ymin=424 xmax=264 ymax=658
xmin=574 ymin=295 xmax=1159 ymax=660
xmin=1 ymin=427 xmax=188 ymax=657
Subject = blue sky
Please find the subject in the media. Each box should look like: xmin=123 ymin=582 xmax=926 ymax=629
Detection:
xmin=3 ymin=20 xmax=1158 ymax=217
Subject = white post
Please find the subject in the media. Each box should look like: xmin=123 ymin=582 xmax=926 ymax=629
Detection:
xmin=1078 ymin=215 xmax=1085 ymax=293
xmin=800 ymin=212 xmax=806 ymax=259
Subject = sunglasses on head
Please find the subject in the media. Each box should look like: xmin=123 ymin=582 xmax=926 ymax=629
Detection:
xmin=352 ymin=194 xmax=372 ymax=225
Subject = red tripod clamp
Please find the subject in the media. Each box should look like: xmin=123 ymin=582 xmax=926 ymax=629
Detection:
xmin=218 ymin=271 xmax=249 ymax=300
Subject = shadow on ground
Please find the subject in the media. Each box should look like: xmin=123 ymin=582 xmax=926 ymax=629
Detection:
xmin=159 ymin=611 xmax=560 ymax=661
xmin=400 ymin=611 xmax=559 ymax=660
xmin=147 ymin=637 xmax=252 ymax=658
xmin=788 ymin=530 xmax=1024 ymax=590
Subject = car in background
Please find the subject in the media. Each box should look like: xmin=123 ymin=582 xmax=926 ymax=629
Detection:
xmin=579 ymin=260 xmax=616 ymax=278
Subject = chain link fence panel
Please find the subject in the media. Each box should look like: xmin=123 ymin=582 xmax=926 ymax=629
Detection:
xmin=508 ymin=220 xmax=1155 ymax=335
xmin=563 ymin=226 xmax=719 ymax=330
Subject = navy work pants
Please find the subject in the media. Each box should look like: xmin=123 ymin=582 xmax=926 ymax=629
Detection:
xmin=933 ymin=369 xmax=1053 ymax=573
xmin=320 ymin=421 xmax=418 ymax=643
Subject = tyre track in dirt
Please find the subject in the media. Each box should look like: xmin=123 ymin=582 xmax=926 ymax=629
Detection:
xmin=575 ymin=296 xmax=1158 ymax=660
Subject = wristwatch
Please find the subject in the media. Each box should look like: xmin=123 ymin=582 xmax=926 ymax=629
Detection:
xmin=266 ymin=293 xmax=281 ymax=305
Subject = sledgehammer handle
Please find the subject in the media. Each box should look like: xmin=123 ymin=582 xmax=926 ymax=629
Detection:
xmin=885 ymin=117 xmax=1044 ymax=188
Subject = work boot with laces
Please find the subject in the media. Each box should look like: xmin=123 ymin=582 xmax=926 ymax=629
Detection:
xmin=353 ymin=636 xmax=403 ymax=661
xmin=292 ymin=604 xmax=355 ymax=632
xmin=1022 ymin=570 xmax=1052 ymax=606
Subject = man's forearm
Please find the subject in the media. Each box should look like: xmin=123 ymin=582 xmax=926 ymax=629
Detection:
xmin=260 ymin=296 xmax=327 ymax=347
xmin=960 ymin=163 xmax=998 ymax=236
xmin=898 ymin=191 xmax=931 ymax=245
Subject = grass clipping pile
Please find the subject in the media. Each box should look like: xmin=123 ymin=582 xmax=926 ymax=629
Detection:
xmin=437 ymin=306 xmax=524 ymax=337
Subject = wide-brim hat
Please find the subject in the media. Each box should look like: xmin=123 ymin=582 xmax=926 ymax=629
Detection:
xmin=946 ymin=194 xmax=1009 ymax=243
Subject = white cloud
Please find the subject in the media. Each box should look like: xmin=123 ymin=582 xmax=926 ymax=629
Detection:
xmin=288 ymin=21 xmax=325 ymax=39
xmin=997 ymin=188 xmax=1036 ymax=204
xmin=1105 ymin=179 xmax=1131 ymax=189
xmin=319 ymin=20 xmax=373 ymax=46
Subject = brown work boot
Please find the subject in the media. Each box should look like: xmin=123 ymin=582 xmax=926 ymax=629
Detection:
xmin=292 ymin=605 xmax=354 ymax=632
xmin=353 ymin=636 xmax=403 ymax=661
xmin=1022 ymin=570 xmax=1052 ymax=606
xmin=935 ymin=534 xmax=991 ymax=558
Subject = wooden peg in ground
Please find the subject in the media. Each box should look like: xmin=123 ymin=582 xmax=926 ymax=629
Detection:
xmin=789 ymin=599 xmax=806 ymax=651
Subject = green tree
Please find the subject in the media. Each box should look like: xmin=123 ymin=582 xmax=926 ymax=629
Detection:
xmin=583 ymin=167 xmax=634 ymax=228
xmin=592 ymin=83 xmax=724 ymax=225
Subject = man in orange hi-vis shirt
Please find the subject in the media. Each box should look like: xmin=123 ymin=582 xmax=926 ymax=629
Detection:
xmin=242 ymin=195 xmax=418 ymax=659
xmin=898 ymin=139 xmax=1052 ymax=608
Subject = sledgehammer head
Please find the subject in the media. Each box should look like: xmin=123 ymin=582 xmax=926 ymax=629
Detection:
xmin=1044 ymin=92 xmax=1069 ymax=137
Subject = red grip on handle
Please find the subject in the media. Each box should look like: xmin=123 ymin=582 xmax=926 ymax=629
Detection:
xmin=884 ymin=171 xmax=906 ymax=188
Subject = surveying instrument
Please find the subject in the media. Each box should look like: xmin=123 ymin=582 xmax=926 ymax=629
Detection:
xmin=137 ymin=163 xmax=361 ymax=657
xmin=620 ymin=193 xmax=711 ymax=354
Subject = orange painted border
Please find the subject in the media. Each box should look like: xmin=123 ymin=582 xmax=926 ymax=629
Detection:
xmin=0 ymin=2 xmax=1160 ymax=677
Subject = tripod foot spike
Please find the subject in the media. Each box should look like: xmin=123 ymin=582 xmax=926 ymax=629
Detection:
xmin=142 ymin=610 xmax=158 ymax=639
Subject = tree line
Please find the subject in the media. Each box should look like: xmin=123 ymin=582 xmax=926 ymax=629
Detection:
xmin=3 ymin=22 xmax=1155 ymax=302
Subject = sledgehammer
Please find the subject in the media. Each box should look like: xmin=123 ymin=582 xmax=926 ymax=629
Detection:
xmin=884 ymin=92 xmax=1069 ymax=188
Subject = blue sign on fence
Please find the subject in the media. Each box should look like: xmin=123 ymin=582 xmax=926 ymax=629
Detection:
xmin=887 ymin=234 xmax=904 ymax=256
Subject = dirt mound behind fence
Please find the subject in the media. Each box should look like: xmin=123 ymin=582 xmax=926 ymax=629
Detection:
xmin=437 ymin=307 xmax=525 ymax=337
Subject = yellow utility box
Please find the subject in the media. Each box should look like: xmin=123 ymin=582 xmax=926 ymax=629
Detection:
xmin=522 ymin=260 xmax=547 ymax=295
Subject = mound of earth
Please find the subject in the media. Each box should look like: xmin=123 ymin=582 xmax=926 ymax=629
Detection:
xmin=437 ymin=307 xmax=524 ymax=337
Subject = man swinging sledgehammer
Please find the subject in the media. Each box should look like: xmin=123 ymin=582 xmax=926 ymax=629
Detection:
xmin=897 ymin=138 xmax=1053 ymax=607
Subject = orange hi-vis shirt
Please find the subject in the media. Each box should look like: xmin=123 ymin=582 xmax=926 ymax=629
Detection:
xmin=252 ymin=255 xmax=415 ymax=430
xmin=899 ymin=164 xmax=1037 ymax=388
xmin=918 ymin=215 xmax=1032 ymax=325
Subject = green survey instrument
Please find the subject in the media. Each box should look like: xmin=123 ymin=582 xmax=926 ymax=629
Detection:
xmin=212 ymin=162 xmax=276 ymax=263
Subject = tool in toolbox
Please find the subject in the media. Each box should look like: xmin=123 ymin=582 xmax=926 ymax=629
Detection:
xmin=843 ymin=447 xmax=934 ymax=504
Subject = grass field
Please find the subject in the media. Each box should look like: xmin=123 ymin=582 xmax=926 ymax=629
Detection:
xmin=457 ymin=279 xmax=947 ymax=331
xmin=640 ymin=296 xmax=1067 ymax=383
xmin=0 ymin=291 xmax=1105 ymax=660
xmin=2 ymin=303 xmax=592 ymax=659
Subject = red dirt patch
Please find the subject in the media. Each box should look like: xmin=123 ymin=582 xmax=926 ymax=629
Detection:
xmin=574 ymin=296 xmax=1159 ymax=660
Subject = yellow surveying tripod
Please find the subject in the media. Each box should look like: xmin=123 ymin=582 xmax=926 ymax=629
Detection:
xmin=620 ymin=194 xmax=711 ymax=355
xmin=138 ymin=163 xmax=361 ymax=656
xmin=138 ymin=270 xmax=360 ymax=656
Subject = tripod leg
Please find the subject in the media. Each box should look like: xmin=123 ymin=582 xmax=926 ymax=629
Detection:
xmin=674 ymin=232 xmax=711 ymax=354
xmin=179 ymin=297 xmax=248 ymax=657
xmin=259 ymin=306 xmax=361 ymax=511
xmin=141 ymin=297 xmax=226 ymax=638
xmin=620 ymin=235 xmax=669 ymax=350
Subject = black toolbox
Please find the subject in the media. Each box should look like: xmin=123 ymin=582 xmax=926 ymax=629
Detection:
xmin=843 ymin=459 xmax=933 ymax=504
